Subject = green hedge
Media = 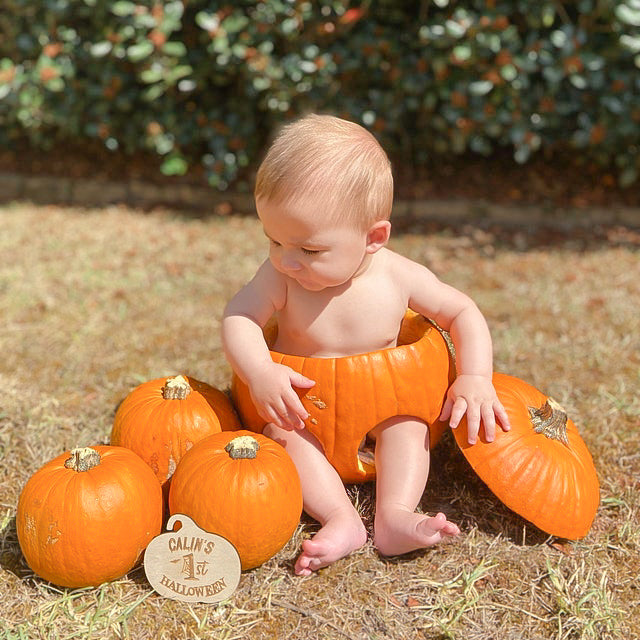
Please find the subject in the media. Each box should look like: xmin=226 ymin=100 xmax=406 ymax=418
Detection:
xmin=1 ymin=0 xmax=640 ymax=189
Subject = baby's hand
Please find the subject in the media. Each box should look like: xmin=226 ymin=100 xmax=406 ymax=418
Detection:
xmin=439 ymin=374 xmax=510 ymax=444
xmin=247 ymin=362 xmax=315 ymax=431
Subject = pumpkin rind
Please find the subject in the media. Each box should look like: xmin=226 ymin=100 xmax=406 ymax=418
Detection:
xmin=231 ymin=311 xmax=455 ymax=484
xmin=453 ymin=373 xmax=600 ymax=539
xmin=111 ymin=375 xmax=241 ymax=490
xmin=16 ymin=445 xmax=163 ymax=588
xmin=168 ymin=430 xmax=303 ymax=570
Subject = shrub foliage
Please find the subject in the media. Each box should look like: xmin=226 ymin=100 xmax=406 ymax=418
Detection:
xmin=1 ymin=0 xmax=640 ymax=188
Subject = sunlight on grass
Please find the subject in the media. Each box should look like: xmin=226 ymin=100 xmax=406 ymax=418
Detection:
xmin=1 ymin=203 xmax=638 ymax=639
xmin=542 ymin=558 xmax=622 ymax=639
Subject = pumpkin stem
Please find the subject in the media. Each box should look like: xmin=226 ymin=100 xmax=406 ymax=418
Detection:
xmin=528 ymin=398 xmax=569 ymax=446
xmin=162 ymin=375 xmax=192 ymax=400
xmin=64 ymin=447 xmax=101 ymax=472
xmin=225 ymin=436 xmax=260 ymax=460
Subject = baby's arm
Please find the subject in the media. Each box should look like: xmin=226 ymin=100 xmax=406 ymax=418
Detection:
xmin=397 ymin=256 xmax=510 ymax=443
xmin=221 ymin=261 xmax=314 ymax=430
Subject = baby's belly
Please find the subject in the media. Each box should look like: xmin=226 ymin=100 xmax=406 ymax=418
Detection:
xmin=273 ymin=332 xmax=398 ymax=358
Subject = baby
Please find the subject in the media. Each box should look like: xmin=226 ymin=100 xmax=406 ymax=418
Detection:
xmin=222 ymin=114 xmax=510 ymax=576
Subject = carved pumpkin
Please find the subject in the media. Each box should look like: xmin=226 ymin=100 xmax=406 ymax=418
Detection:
xmin=453 ymin=373 xmax=600 ymax=539
xmin=111 ymin=374 xmax=240 ymax=493
xmin=168 ymin=430 xmax=303 ymax=570
xmin=17 ymin=445 xmax=163 ymax=588
xmin=231 ymin=311 xmax=455 ymax=483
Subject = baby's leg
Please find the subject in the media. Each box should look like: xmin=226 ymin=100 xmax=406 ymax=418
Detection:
xmin=264 ymin=424 xmax=367 ymax=576
xmin=371 ymin=416 xmax=460 ymax=556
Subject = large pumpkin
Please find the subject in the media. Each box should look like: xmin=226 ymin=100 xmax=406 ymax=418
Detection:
xmin=453 ymin=373 xmax=600 ymax=539
xmin=168 ymin=430 xmax=303 ymax=570
xmin=231 ymin=311 xmax=455 ymax=484
xmin=17 ymin=445 xmax=163 ymax=588
xmin=111 ymin=374 xmax=240 ymax=492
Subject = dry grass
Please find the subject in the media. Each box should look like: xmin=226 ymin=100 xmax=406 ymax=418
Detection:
xmin=1 ymin=201 xmax=638 ymax=639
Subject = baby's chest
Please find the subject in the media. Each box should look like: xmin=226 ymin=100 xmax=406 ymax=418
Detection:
xmin=277 ymin=285 xmax=407 ymax=357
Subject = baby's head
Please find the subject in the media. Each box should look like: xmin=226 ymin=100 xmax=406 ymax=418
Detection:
xmin=255 ymin=114 xmax=393 ymax=231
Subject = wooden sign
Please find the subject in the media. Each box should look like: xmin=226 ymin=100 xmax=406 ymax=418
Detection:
xmin=144 ymin=514 xmax=241 ymax=603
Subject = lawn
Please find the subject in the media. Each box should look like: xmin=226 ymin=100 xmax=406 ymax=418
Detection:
xmin=1 ymin=201 xmax=638 ymax=639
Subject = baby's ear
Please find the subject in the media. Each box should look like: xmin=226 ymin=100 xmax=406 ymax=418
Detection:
xmin=365 ymin=220 xmax=391 ymax=253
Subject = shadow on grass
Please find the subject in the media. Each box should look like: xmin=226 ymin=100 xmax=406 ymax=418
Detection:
xmin=0 ymin=516 xmax=34 ymax=580
xmin=3 ymin=178 xmax=639 ymax=252
xmin=428 ymin=432 xmax=551 ymax=547
xmin=391 ymin=214 xmax=640 ymax=252
xmin=336 ymin=429 xmax=551 ymax=570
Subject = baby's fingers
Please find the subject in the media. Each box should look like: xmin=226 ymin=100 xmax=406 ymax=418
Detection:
xmin=463 ymin=404 xmax=482 ymax=445
xmin=274 ymin=406 xmax=306 ymax=430
xmin=256 ymin=397 xmax=298 ymax=431
xmin=282 ymin=391 xmax=310 ymax=430
xmin=494 ymin=401 xmax=511 ymax=431
xmin=282 ymin=411 xmax=306 ymax=430
xmin=261 ymin=405 xmax=291 ymax=430
xmin=448 ymin=397 xmax=469 ymax=431
xmin=439 ymin=397 xmax=453 ymax=423
xmin=289 ymin=371 xmax=315 ymax=390
xmin=480 ymin=403 xmax=497 ymax=443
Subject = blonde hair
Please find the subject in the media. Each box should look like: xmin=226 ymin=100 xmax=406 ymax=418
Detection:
xmin=255 ymin=114 xmax=393 ymax=229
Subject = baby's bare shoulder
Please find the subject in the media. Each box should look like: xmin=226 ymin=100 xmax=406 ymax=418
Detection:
xmin=254 ymin=260 xmax=287 ymax=309
xmin=383 ymin=249 xmax=437 ymax=282
xmin=227 ymin=259 xmax=287 ymax=319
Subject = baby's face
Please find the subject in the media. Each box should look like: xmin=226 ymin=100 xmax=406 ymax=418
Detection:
xmin=257 ymin=196 xmax=371 ymax=291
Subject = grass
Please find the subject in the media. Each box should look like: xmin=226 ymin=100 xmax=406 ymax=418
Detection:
xmin=0 ymin=201 xmax=638 ymax=639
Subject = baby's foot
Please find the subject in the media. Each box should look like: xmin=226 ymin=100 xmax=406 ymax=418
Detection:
xmin=295 ymin=512 xmax=367 ymax=576
xmin=374 ymin=509 xmax=460 ymax=557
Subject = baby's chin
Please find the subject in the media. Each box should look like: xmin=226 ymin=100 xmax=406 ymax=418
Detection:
xmin=294 ymin=275 xmax=351 ymax=291
xmin=294 ymin=278 xmax=327 ymax=291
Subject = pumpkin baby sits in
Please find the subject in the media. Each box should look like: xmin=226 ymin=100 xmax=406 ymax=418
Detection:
xmin=222 ymin=114 xmax=510 ymax=576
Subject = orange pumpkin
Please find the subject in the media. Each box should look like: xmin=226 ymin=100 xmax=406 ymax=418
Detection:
xmin=168 ymin=430 xmax=303 ymax=570
xmin=453 ymin=373 xmax=600 ymax=539
xmin=16 ymin=445 xmax=163 ymax=588
xmin=231 ymin=311 xmax=455 ymax=483
xmin=111 ymin=374 xmax=240 ymax=492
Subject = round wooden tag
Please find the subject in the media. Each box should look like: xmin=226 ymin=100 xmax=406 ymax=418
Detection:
xmin=144 ymin=514 xmax=241 ymax=603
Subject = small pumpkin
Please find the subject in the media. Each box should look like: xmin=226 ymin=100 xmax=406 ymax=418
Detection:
xmin=453 ymin=373 xmax=600 ymax=539
xmin=111 ymin=374 xmax=241 ymax=493
xmin=231 ymin=311 xmax=455 ymax=484
xmin=168 ymin=430 xmax=303 ymax=570
xmin=17 ymin=445 xmax=163 ymax=588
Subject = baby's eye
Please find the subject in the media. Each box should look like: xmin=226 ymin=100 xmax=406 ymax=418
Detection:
xmin=301 ymin=248 xmax=320 ymax=255
xmin=269 ymin=238 xmax=281 ymax=247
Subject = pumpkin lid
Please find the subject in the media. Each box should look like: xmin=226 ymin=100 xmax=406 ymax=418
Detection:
xmin=452 ymin=373 xmax=600 ymax=540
